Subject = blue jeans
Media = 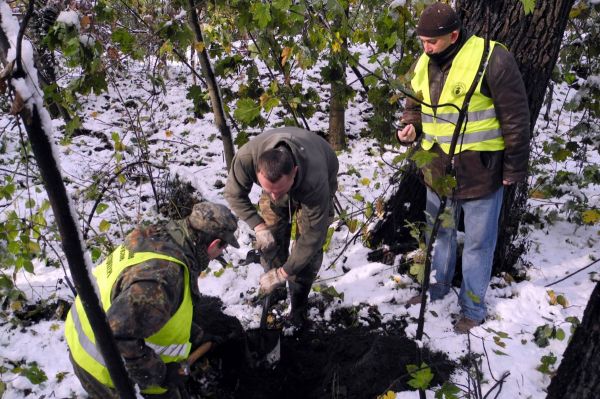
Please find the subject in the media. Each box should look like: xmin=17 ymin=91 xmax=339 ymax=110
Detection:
xmin=425 ymin=186 xmax=503 ymax=322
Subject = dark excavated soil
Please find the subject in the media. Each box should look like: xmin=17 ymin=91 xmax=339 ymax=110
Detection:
xmin=192 ymin=296 xmax=455 ymax=399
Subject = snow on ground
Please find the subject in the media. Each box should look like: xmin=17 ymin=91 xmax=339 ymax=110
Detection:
xmin=0 ymin=54 xmax=598 ymax=399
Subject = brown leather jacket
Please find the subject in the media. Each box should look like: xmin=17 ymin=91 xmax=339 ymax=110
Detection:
xmin=400 ymin=30 xmax=530 ymax=199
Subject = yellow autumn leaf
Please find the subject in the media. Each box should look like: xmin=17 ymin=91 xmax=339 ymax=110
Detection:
xmin=582 ymin=209 xmax=600 ymax=225
xmin=165 ymin=130 xmax=173 ymax=138
xmin=281 ymin=46 xmax=292 ymax=66
xmin=194 ymin=41 xmax=205 ymax=53
xmin=10 ymin=301 xmax=23 ymax=312
xmin=224 ymin=44 xmax=232 ymax=54
xmin=547 ymin=289 xmax=557 ymax=305
xmin=91 ymin=111 xmax=98 ymax=118
xmin=530 ymin=189 xmax=547 ymax=199
xmin=332 ymin=41 xmax=341 ymax=53
xmin=388 ymin=93 xmax=401 ymax=104
xmin=259 ymin=93 xmax=270 ymax=107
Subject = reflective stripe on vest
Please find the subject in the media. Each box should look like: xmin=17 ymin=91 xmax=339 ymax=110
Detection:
xmin=65 ymin=246 xmax=193 ymax=394
xmin=411 ymin=35 xmax=506 ymax=154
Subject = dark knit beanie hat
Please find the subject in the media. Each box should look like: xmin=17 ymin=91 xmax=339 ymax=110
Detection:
xmin=416 ymin=2 xmax=460 ymax=37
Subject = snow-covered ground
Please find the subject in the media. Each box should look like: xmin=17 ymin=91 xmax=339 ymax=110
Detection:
xmin=1 ymin=31 xmax=599 ymax=399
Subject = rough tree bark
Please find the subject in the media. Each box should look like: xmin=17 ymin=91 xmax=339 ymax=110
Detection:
xmin=546 ymin=282 xmax=600 ymax=399
xmin=329 ymin=70 xmax=347 ymax=150
xmin=187 ymin=0 xmax=235 ymax=170
xmin=456 ymin=0 xmax=576 ymax=274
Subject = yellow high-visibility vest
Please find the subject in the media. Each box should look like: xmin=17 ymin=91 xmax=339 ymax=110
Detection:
xmin=65 ymin=245 xmax=193 ymax=394
xmin=411 ymin=35 xmax=506 ymax=154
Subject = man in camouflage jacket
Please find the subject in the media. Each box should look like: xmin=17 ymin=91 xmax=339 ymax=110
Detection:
xmin=66 ymin=202 xmax=239 ymax=398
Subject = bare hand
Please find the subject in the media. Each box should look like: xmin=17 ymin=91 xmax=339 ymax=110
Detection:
xmin=397 ymin=123 xmax=416 ymax=143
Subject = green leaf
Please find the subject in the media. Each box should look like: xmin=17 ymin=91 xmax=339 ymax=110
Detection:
xmin=312 ymin=284 xmax=344 ymax=300
xmin=233 ymin=98 xmax=261 ymax=125
xmin=19 ymin=362 xmax=48 ymax=384
xmin=96 ymin=203 xmax=109 ymax=214
xmin=410 ymin=149 xmax=438 ymax=168
xmin=234 ymin=131 xmax=250 ymax=147
xmin=353 ymin=193 xmax=364 ymax=202
xmin=99 ymin=219 xmax=110 ymax=233
xmin=521 ymin=0 xmax=535 ymax=15
xmin=252 ymin=3 xmax=272 ymax=28
xmin=111 ymin=28 xmax=139 ymax=59
xmin=492 ymin=349 xmax=509 ymax=356
xmin=213 ymin=268 xmax=225 ymax=277
xmin=406 ymin=362 xmax=433 ymax=390
xmin=555 ymin=328 xmax=565 ymax=341
xmin=435 ymin=381 xmax=460 ymax=399
xmin=322 ymin=227 xmax=335 ymax=252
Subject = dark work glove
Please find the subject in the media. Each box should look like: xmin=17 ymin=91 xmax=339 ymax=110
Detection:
xmin=164 ymin=361 xmax=190 ymax=387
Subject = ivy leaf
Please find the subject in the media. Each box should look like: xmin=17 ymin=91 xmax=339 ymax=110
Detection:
xmin=233 ymin=98 xmax=261 ymax=125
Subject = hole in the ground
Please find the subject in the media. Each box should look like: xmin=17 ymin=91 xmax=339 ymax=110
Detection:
xmin=193 ymin=296 xmax=455 ymax=399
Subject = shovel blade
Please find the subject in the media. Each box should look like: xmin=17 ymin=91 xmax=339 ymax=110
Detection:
xmin=245 ymin=328 xmax=281 ymax=368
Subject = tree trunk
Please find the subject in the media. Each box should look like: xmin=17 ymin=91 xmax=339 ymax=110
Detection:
xmin=328 ymin=12 xmax=348 ymax=150
xmin=187 ymin=1 xmax=235 ymax=170
xmin=546 ymin=282 xmax=600 ymax=399
xmin=329 ymin=76 xmax=347 ymax=150
xmin=456 ymin=0 xmax=576 ymax=274
xmin=0 ymin=2 xmax=136 ymax=397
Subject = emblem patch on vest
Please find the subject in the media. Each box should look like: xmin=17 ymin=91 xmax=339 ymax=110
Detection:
xmin=452 ymin=82 xmax=466 ymax=97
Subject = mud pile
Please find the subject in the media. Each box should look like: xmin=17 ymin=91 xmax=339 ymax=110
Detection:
xmin=194 ymin=296 xmax=454 ymax=399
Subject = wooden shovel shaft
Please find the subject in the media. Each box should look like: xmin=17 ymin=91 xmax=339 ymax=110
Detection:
xmin=186 ymin=341 xmax=213 ymax=366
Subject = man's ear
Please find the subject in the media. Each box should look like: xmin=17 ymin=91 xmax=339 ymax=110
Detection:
xmin=450 ymin=30 xmax=460 ymax=43
xmin=207 ymin=239 xmax=222 ymax=254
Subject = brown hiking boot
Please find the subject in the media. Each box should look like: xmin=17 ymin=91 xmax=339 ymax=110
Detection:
xmin=406 ymin=294 xmax=424 ymax=306
xmin=454 ymin=316 xmax=481 ymax=334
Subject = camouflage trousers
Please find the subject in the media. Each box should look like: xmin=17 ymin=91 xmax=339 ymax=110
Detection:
xmin=258 ymin=192 xmax=333 ymax=316
xmin=70 ymin=353 xmax=184 ymax=399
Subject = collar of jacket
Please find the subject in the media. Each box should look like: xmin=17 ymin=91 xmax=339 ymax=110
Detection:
xmin=428 ymin=28 xmax=470 ymax=67
xmin=165 ymin=220 xmax=210 ymax=274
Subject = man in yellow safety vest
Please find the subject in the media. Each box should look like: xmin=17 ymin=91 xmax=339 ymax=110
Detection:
xmin=65 ymin=202 xmax=239 ymax=398
xmin=397 ymin=3 xmax=530 ymax=333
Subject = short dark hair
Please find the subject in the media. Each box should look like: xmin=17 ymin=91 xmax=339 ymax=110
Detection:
xmin=256 ymin=146 xmax=294 ymax=182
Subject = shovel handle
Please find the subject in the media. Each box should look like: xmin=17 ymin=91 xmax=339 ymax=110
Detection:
xmin=186 ymin=341 xmax=213 ymax=366
xmin=260 ymin=294 xmax=271 ymax=329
